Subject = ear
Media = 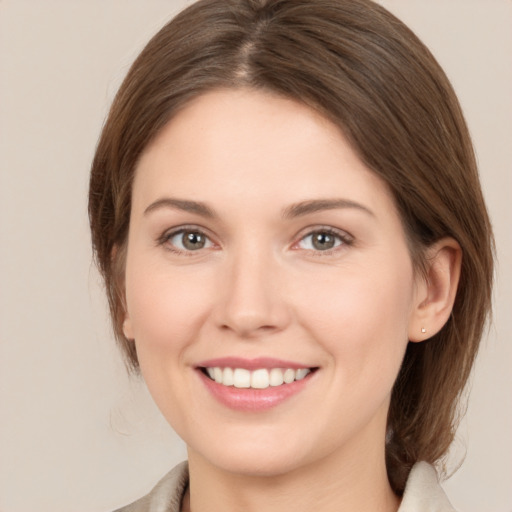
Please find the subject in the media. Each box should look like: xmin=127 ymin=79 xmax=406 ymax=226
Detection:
xmin=408 ymin=237 xmax=462 ymax=342
xmin=112 ymin=243 xmax=134 ymax=341
xmin=122 ymin=315 xmax=134 ymax=340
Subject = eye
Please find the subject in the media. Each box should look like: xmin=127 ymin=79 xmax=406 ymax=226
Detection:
xmin=296 ymin=229 xmax=349 ymax=251
xmin=164 ymin=228 xmax=214 ymax=252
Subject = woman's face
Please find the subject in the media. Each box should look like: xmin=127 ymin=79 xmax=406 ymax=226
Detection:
xmin=123 ymin=89 xmax=421 ymax=476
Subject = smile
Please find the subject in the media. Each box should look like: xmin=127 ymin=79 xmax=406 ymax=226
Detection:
xmin=197 ymin=358 xmax=318 ymax=411
xmin=204 ymin=367 xmax=312 ymax=389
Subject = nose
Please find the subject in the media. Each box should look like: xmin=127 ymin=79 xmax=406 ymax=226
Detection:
xmin=213 ymin=245 xmax=291 ymax=338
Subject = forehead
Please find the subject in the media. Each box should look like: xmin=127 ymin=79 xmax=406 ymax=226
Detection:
xmin=133 ymin=88 xmax=396 ymax=216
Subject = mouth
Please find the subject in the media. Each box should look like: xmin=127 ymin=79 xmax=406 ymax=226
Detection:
xmin=200 ymin=366 xmax=315 ymax=389
xmin=196 ymin=357 xmax=318 ymax=411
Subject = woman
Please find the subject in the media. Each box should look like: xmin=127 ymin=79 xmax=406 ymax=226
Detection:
xmin=88 ymin=0 xmax=494 ymax=510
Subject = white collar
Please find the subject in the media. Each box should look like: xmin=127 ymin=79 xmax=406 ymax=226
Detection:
xmin=398 ymin=461 xmax=456 ymax=511
xmin=114 ymin=460 xmax=456 ymax=512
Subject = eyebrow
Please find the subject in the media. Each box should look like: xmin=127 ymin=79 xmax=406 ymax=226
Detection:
xmin=144 ymin=198 xmax=216 ymax=218
xmin=143 ymin=197 xmax=374 ymax=219
xmin=282 ymin=199 xmax=375 ymax=219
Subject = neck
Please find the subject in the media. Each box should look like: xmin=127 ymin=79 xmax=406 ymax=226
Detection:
xmin=184 ymin=430 xmax=400 ymax=512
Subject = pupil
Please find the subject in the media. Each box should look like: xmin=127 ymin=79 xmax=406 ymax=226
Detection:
xmin=313 ymin=232 xmax=335 ymax=250
xmin=183 ymin=232 xmax=205 ymax=250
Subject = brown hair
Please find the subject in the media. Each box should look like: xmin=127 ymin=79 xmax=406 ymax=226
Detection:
xmin=89 ymin=0 xmax=494 ymax=494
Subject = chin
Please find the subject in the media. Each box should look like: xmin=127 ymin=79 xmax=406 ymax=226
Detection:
xmin=188 ymin=433 xmax=313 ymax=478
xmin=210 ymin=452 xmax=305 ymax=478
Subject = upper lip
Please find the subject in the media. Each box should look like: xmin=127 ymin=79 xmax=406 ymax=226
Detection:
xmin=196 ymin=357 xmax=315 ymax=370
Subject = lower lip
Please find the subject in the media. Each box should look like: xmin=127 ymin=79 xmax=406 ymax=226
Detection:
xmin=198 ymin=370 xmax=313 ymax=411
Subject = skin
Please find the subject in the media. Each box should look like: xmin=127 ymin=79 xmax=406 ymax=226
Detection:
xmin=122 ymin=88 xmax=461 ymax=512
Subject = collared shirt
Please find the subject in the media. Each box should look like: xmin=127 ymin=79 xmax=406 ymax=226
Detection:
xmin=114 ymin=460 xmax=456 ymax=512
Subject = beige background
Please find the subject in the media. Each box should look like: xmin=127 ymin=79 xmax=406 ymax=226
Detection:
xmin=0 ymin=1 xmax=510 ymax=511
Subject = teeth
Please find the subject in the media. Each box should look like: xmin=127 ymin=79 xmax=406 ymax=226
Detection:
xmin=283 ymin=368 xmax=295 ymax=384
xmin=269 ymin=368 xmax=284 ymax=387
xmin=214 ymin=367 xmax=223 ymax=383
xmin=251 ymin=369 xmax=269 ymax=389
xmin=205 ymin=367 xmax=311 ymax=389
xmin=233 ymin=368 xmax=251 ymax=388
xmin=223 ymin=367 xmax=234 ymax=386
xmin=295 ymin=368 xmax=310 ymax=381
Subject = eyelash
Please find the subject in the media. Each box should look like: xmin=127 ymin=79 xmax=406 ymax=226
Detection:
xmin=157 ymin=225 xmax=216 ymax=256
xmin=157 ymin=226 xmax=353 ymax=256
xmin=293 ymin=227 xmax=353 ymax=254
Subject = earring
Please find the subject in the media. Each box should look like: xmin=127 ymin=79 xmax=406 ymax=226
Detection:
xmin=421 ymin=327 xmax=426 ymax=333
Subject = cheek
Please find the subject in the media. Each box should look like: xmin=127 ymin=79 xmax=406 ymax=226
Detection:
xmin=123 ymin=258 xmax=216 ymax=433
xmin=124 ymin=257 xmax=215 ymax=354
xmin=295 ymin=256 xmax=414 ymax=380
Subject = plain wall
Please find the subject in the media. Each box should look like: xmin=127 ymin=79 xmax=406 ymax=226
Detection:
xmin=0 ymin=1 xmax=510 ymax=511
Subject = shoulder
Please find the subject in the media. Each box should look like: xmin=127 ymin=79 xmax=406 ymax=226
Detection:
xmin=399 ymin=461 xmax=457 ymax=512
xmin=113 ymin=461 xmax=189 ymax=512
